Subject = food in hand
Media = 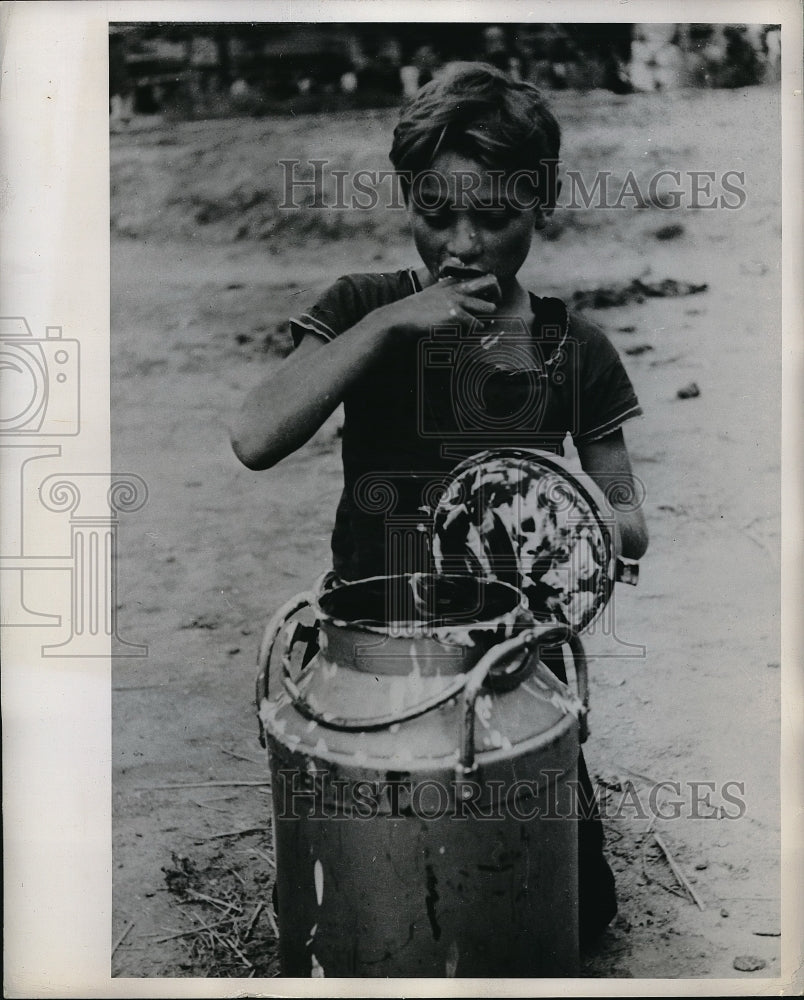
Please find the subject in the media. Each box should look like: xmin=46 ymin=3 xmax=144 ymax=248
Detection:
xmin=439 ymin=265 xmax=501 ymax=302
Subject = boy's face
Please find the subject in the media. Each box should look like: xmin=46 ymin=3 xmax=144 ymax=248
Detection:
xmin=408 ymin=151 xmax=542 ymax=287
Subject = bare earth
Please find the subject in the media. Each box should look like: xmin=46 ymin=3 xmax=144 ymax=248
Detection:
xmin=111 ymin=86 xmax=782 ymax=981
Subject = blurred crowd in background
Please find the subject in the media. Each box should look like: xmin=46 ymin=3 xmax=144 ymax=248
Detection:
xmin=109 ymin=22 xmax=782 ymax=126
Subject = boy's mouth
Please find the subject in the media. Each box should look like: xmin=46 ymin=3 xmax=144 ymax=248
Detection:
xmin=437 ymin=262 xmax=502 ymax=304
xmin=438 ymin=260 xmax=490 ymax=282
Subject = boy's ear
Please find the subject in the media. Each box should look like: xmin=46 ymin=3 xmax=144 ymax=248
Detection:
xmin=534 ymin=178 xmax=562 ymax=230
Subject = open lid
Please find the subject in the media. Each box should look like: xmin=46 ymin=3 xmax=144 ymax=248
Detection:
xmin=432 ymin=448 xmax=619 ymax=633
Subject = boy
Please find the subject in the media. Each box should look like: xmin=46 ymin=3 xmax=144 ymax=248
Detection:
xmin=232 ymin=62 xmax=648 ymax=945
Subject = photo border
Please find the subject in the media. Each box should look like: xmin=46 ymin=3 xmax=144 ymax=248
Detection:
xmin=1 ymin=1 xmax=801 ymax=996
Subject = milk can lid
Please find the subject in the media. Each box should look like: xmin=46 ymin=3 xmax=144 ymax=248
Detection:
xmin=432 ymin=449 xmax=616 ymax=633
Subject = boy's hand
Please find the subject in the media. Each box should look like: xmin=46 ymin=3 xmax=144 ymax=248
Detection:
xmin=439 ymin=266 xmax=501 ymax=302
xmin=380 ymin=274 xmax=501 ymax=338
xmin=613 ymin=518 xmax=624 ymax=558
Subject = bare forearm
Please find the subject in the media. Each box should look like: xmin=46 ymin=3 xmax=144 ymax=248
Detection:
xmin=230 ymin=274 xmax=499 ymax=470
xmin=230 ymin=308 xmax=395 ymax=470
xmin=576 ymin=431 xmax=649 ymax=561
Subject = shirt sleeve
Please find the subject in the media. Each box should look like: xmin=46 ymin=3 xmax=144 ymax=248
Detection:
xmin=571 ymin=315 xmax=643 ymax=445
xmin=289 ymin=271 xmax=418 ymax=349
xmin=289 ymin=275 xmax=364 ymax=348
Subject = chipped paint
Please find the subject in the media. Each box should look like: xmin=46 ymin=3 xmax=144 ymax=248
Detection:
xmin=257 ymin=698 xmax=279 ymax=731
xmin=424 ymin=864 xmax=441 ymax=941
xmin=314 ymin=859 xmax=324 ymax=906
xmin=433 ymin=449 xmax=613 ymax=631
xmin=257 ymin=547 xmax=588 ymax=976
xmin=475 ymin=693 xmax=493 ymax=730
xmin=445 ymin=939 xmax=460 ymax=977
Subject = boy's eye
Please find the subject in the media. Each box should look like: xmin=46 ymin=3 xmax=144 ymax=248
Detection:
xmin=415 ymin=207 xmax=517 ymax=231
xmin=415 ymin=206 xmax=451 ymax=226
xmin=482 ymin=210 xmax=516 ymax=229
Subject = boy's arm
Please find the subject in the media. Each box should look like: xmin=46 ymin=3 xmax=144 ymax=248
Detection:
xmin=230 ymin=316 xmax=393 ymax=471
xmin=576 ymin=428 xmax=649 ymax=560
xmin=230 ymin=276 xmax=498 ymax=470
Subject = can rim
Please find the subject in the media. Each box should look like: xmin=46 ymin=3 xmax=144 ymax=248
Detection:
xmin=313 ymin=571 xmax=530 ymax=644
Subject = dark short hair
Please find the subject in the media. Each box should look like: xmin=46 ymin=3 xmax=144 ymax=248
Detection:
xmin=390 ymin=62 xmax=561 ymax=207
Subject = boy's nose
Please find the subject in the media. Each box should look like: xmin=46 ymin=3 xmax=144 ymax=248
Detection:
xmin=447 ymin=216 xmax=480 ymax=261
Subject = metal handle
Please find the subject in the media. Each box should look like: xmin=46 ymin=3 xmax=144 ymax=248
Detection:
xmin=455 ymin=623 xmax=590 ymax=781
xmin=256 ymin=593 xmax=589 ymax=754
xmin=568 ymin=632 xmax=590 ymax=744
xmin=255 ymin=591 xmax=315 ymax=745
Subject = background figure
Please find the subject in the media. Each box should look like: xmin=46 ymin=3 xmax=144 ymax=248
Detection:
xmin=481 ymin=25 xmax=525 ymax=79
xmin=109 ymin=33 xmax=134 ymax=128
xmin=571 ymin=23 xmax=634 ymax=93
xmin=410 ymin=43 xmax=443 ymax=88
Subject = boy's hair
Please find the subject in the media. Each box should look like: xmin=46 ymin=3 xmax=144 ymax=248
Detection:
xmin=390 ymin=62 xmax=561 ymax=208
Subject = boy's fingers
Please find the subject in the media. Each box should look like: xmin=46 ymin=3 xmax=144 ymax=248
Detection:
xmin=460 ymin=274 xmax=499 ymax=295
xmin=438 ymin=274 xmax=500 ymax=297
xmin=458 ymin=294 xmax=498 ymax=314
xmin=447 ymin=304 xmax=475 ymax=325
xmin=459 ymin=276 xmax=501 ymax=304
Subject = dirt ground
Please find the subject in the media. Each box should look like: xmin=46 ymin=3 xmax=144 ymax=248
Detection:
xmin=110 ymin=86 xmax=783 ymax=982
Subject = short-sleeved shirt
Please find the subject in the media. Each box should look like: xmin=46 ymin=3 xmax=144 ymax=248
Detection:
xmin=290 ymin=268 xmax=642 ymax=581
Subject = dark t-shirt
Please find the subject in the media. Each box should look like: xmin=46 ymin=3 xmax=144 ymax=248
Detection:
xmin=290 ymin=268 xmax=642 ymax=580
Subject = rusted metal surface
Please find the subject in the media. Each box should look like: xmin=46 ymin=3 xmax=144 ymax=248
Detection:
xmin=254 ymin=451 xmax=634 ymax=976
xmin=258 ymin=578 xmax=583 ymax=977
xmin=267 ymin=733 xmax=579 ymax=977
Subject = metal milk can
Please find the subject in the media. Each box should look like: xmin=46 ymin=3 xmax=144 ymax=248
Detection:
xmin=255 ymin=450 xmax=636 ymax=978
